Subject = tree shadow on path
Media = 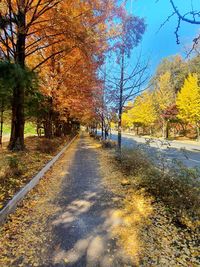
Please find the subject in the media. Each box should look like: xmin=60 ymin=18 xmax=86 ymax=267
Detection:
xmin=48 ymin=136 xmax=135 ymax=267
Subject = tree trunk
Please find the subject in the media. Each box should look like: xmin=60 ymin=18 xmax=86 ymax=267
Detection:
xmin=101 ymin=116 xmax=104 ymax=139
xmin=162 ymin=118 xmax=165 ymax=139
xmin=8 ymin=86 xmax=25 ymax=150
xmin=8 ymin=3 xmax=26 ymax=151
xmin=136 ymin=127 xmax=138 ymax=135
xmin=43 ymin=97 xmax=55 ymax=139
xmin=63 ymin=121 xmax=72 ymax=136
xmin=196 ymin=123 xmax=200 ymax=141
xmin=118 ymin=51 xmax=124 ymax=152
xmin=44 ymin=116 xmax=54 ymax=139
xmin=95 ymin=124 xmax=98 ymax=135
xmin=54 ymin=122 xmax=63 ymax=137
xmin=105 ymin=127 xmax=108 ymax=140
xmin=166 ymin=120 xmax=169 ymax=139
xmin=118 ymin=109 xmax=122 ymax=150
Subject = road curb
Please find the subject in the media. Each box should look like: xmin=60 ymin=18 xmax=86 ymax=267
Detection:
xmin=0 ymin=135 xmax=78 ymax=226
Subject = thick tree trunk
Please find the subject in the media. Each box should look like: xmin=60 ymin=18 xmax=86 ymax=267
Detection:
xmin=63 ymin=121 xmax=72 ymax=136
xmin=54 ymin=123 xmax=63 ymax=137
xmin=8 ymin=87 xmax=25 ymax=150
xmin=44 ymin=116 xmax=54 ymax=139
xmin=8 ymin=4 xmax=26 ymax=151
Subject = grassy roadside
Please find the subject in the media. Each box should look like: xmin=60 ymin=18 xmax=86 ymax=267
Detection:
xmin=0 ymin=135 xmax=72 ymax=210
xmin=97 ymin=139 xmax=200 ymax=266
xmin=2 ymin=122 xmax=37 ymax=135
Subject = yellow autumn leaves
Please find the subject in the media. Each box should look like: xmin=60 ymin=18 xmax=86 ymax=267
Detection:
xmin=122 ymin=92 xmax=157 ymax=128
xmin=176 ymin=74 xmax=200 ymax=125
xmin=122 ymin=72 xmax=174 ymax=128
xmin=122 ymin=72 xmax=200 ymax=131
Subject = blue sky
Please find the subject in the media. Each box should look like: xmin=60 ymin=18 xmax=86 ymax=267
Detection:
xmin=127 ymin=0 xmax=200 ymax=74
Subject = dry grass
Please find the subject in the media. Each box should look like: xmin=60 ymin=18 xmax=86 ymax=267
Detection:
xmin=97 ymin=147 xmax=154 ymax=265
xmin=97 ymin=141 xmax=200 ymax=266
xmin=100 ymin=143 xmax=200 ymax=230
xmin=101 ymin=140 xmax=117 ymax=149
xmin=0 ymin=136 xmax=70 ymax=209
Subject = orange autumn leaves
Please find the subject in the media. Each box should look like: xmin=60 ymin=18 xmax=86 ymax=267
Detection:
xmin=30 ymin=0 xmax=121 ymax=123
xmin=0 ymin=0 xmax=122 ymax=124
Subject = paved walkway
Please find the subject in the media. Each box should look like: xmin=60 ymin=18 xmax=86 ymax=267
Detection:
xmin=48 ymin=135 xmax=131 ymax=267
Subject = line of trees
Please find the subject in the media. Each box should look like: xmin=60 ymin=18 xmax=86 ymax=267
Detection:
xmin=121 ymin=54 xmax=200 ymax=140
xmin=90 ymin=1 xmax=200 ymax=150
xmin=0 ymin=0 xmax=127 ymax=151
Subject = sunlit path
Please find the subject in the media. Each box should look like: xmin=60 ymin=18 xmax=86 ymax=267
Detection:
xmin=48 ymin=135 xmax=132 ymax=267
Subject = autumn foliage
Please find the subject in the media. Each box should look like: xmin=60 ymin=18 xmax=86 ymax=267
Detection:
xmin=0 ymin=0 xmax=126 ymax=149
xmin=121 ymin=55 xmax=200 ymax=140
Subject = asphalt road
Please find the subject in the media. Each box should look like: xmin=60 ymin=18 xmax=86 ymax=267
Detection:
xmin=109 ymin=132 xmax=200 ymax=168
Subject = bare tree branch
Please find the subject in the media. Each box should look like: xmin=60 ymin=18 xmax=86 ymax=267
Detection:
xmin=170 ymin=0 xmax=200 ymax=25
xmin=32 ymin=46 xmax=76 ymax=71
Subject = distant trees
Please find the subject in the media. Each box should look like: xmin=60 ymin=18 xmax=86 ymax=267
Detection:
xmin=153 ymin=55 xmax=187 ymax=93
xmin=122 ymin=92 xmax=156 ymax=134
xmin=161 ymin=104 xmax=179 ymax=139
xmin=153 ymin=72 xmax=175 ymax=138
xmin=121 ymin=54 xmax=200 ymax=140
